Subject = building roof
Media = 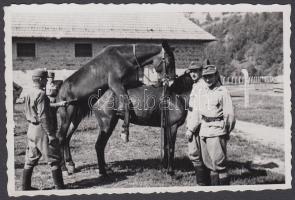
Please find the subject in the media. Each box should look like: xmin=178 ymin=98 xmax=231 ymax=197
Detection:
xmin=11 ymin=12 xmax=215 ymax=41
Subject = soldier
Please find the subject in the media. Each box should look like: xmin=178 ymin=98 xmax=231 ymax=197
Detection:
xmin=185 ymin=61 xmax=210 ymax=186
xmin=13 ymin=82 xmax=23 ymax=105
xmin=187 ymin=64 xmax=236 ymax=185
xmin=46 ymin=72 xmax=63 ymax=103
xmin=22 ymin=69 xmax=68 ymax=190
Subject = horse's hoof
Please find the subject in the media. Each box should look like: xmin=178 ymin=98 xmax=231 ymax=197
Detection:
xmin=162 ymin=162 xmax=168 ymax=169
xmin=99 ymin=169 xmax=108 ymax=176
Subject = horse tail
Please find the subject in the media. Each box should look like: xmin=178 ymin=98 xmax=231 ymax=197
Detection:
xmin=74 ymin=98 xmax=94 ymax=120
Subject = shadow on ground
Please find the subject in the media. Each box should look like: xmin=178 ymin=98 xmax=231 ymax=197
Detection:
xmin=64 ymin=157 xmax=284 ymax=188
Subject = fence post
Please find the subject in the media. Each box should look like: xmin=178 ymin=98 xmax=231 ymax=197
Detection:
xmin=241 ymin=69 xmax=249 ymax=108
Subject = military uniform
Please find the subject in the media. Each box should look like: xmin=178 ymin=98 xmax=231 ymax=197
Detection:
xmin=45 ymin=72 xmax=64 ymax=136
xmin=46 ymin=72 xmax=62 ymax=103
xmin=13 ymin=82 xmax=23 ymax=105
xmin=24 ymin=87 xmax=60 ymax=168
xmin=186 ymin=65 xmax=235 ymax=185
xmin=185 ymin=61 xmax=210 ymax=186
xmin=22 ymin=69 xmax=64 ymax=190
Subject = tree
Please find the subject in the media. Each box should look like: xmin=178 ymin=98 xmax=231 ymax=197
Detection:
xmin=203 ymin=12 xmax=283 ymax=76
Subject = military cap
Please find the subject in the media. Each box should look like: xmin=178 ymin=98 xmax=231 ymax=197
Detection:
xmin=188 ymin=61 xmax=202 ymax=70
xmin=32 ymin=69 xmax=48 ymax=78
xmin=48 ymin=72 xmax=55 ymax=78
xmin=202 ymin=65 xmax=217 ymax=76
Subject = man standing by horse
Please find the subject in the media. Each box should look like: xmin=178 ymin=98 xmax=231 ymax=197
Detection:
xmin=185 ymin=61 xmax=210 ymax=186
xmin=186 ymin=63 xmax=235 ymax=186
xmin=22 ymin=69 xmax=68 ymax=190
xmin=46 ymin=71 xmax=63 ymax=103
xmin=13 ymin=82 xmax=23 ymax=105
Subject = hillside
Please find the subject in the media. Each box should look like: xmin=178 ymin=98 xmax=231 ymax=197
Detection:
xmin=187 ymin=12 xmax=283 ymax=76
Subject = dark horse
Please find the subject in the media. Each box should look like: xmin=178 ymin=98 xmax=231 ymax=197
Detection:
xmin=56 ymin=43 xmax=176 ymax=174
xmin=91 ymin=71 xmax=194 ymax=175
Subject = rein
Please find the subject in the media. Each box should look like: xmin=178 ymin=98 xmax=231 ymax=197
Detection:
xmin=160 ymin=50 xmax=172 ymax=167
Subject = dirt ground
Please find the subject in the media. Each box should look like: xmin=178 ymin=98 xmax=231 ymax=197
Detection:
xmin=13 ymin=103 xmax=285 ymax=190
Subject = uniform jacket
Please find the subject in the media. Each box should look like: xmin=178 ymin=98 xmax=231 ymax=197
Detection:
xmin=46 ymin=80 xmax=63 ymax=98
xmin=24 ymin=87 xmax=57 ymax=135
xmin=186 ymin=81 xmax=236 ymax=137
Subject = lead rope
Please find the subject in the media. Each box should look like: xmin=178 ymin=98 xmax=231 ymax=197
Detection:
xmin=160 ymin=48 xmax=169 ymax=169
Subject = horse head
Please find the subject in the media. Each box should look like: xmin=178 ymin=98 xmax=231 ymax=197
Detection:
xmin=132 ymin=43 xmax=176 ymax=82
xmin=169 ymin=71 xmax=194 ymax=94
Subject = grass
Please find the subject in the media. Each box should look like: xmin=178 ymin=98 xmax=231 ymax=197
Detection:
xmin=13 ymin=103 xmax=285 ymax=190
xmin=232 ymin=94 xmax=284 ymax=127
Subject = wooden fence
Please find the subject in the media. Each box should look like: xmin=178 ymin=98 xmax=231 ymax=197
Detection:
xmin=222 ymin=76 xmax=274 ymax=85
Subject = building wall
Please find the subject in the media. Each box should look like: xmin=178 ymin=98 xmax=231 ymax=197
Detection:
xmin=12 ymin=38 xmax=207 ymax=70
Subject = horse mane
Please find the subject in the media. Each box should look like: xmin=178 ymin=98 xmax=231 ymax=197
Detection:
xmin=169 ymin=71 xmax=194 ymax=94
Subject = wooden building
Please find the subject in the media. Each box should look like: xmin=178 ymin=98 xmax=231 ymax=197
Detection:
xmin=11 ymin=12 xmax=215 ymax=72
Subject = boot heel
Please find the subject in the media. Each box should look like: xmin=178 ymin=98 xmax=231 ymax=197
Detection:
xmin=22 ymin=168 xmax=38 ymax=190
xmin=52 ymin=168 xmax=65 ymax=189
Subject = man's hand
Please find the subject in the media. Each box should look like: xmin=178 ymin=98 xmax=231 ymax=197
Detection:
xmin=60 ymin=101 xmax=68 ymax=107
xmin=185 ymin=130 xmax=193 ymax=142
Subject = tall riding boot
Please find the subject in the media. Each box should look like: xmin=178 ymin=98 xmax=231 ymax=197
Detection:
xmin=52 ymin=167 xmax=65 ymax=189
xmin=22 ymin=168 xmax=38 ymax=190
xmin=210 ymin=171 xmax=220 ymax=186
xmin=195 ymin=165 xmax=210 ymax=186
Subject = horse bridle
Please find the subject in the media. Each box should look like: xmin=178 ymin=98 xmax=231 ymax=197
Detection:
xmin=133 ymin=44 xmax=177 ymax=82
xmin=133 ymin=44 xmax=142 ymax=69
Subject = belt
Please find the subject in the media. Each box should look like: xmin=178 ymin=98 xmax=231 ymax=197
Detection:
xmin=202 ymin=115 xmax=224 ymax=122
xmin=28 ymin=120 xmax=40 ymax=125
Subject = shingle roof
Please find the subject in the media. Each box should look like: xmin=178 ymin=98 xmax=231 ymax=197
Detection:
xmin=11 ymin=12 xmax=215 ymax=41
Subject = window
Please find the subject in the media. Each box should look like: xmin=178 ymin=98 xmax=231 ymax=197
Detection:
xmin=75 ymin=43 xmax=92 ymax=57
xmin=17 ymin=43 xmax=35 ymax=57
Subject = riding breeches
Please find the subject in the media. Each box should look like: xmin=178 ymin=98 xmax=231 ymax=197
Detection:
xmin=187 ymin=135 xmax=204 ymax=167
xmin=24 ymin=123 xmax=62 ymax=170
xmin=200 ymin=135 xmax=227 ymax=172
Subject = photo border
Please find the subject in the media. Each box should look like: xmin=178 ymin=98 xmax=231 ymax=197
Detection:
xmin=1 ymin=0 xmax=293 ymax=199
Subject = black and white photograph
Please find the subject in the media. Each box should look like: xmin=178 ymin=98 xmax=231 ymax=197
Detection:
xmin=4 ymin=3 xmax=292 ymax=196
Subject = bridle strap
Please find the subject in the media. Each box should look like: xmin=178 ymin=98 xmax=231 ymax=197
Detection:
xmin=133 ymin=44 xmax=142 ymax=69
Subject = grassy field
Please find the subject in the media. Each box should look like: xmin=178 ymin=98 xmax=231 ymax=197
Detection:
xmin=232 ymin=93 xmax=284 ymax=127
xmin=13 ymin=102 xmax=285 ymax=190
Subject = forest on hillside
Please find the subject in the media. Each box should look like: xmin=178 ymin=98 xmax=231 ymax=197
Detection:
xmin=187 ymin=12 xmax=283 ymax=76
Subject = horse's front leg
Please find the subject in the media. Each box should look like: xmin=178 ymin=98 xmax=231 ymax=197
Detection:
xmin=95 ymin=112 xmax=118 ymax=176
xmin=108 ymin=75 xmax=130 ymax=142
xmin=57 ymin=106 xmax=74 ymax=173
xmin=167 ymin=124 xmax=178 ymax=176
xmin=163 ymin=130 xmax=168 ymax=169
xmin=64 ymin=119 xmax=81 ymax=174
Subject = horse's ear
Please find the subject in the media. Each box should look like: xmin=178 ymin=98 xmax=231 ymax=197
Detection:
xmin=161 ymin=40 xmax=169 ymax=50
